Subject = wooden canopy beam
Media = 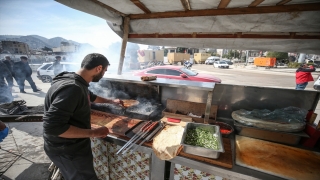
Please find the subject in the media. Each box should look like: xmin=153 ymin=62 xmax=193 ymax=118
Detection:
xmin=277 ymin=0 xmax=292 ymax=6
xmin=129 ymin=3 xmax=320 ymax=19
xmin=90 ymin=0 xmax=126 ymax=16
xmin=180 ymin=0 xmax=191 ymax=11
xmin=130 ymin=0 xmax=151 ymax=14
xmin=218 ymin=0 xmax=231 ymax=9
xmin=249 ymin=0 xmax=265 ymax=7
xmin=128 ymin=33 xmax=320 ymax=39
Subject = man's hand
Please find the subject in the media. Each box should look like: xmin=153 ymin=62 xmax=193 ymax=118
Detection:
xmin=113 ymin=99 xmax=124 ymax=107
xmin=91 ymin=126 xmax=109 ymax=138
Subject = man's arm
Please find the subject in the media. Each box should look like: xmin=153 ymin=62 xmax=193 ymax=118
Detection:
xmin=59 ymin=125 xmax=109 ymax=138
xmin=300 ymin=66 xmax=316 ymax=72
xmin=88 ymin=90 xmax=124 ymax=106
xmin=94 ymin=96 xmax=124 ymax=106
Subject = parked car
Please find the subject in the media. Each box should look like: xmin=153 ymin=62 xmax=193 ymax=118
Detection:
xmin=37 ymin=62 xmax=79 ymax=83
xmin=221 ymin=60 xmax=233 ymax=65
xmin=214 ymin=61 xmax=229 ymax=68
xmin=205 ymin=56 xmax=220 ymax=65
xmin=133 ymin=65 xmax=221 ymax=83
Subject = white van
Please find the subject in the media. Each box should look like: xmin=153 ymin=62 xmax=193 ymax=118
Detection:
xmin=205 ymin=56 xmax=220 ymax=65
xmin=36 ymin=62 xmax=80 ymax=83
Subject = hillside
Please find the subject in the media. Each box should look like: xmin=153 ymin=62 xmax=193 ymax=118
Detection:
xmin=0 ymin=35 xmax=92 ymax=50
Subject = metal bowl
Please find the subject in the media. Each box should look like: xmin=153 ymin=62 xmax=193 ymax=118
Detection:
xmin=180 ymin=122 xmax=225 ymax=159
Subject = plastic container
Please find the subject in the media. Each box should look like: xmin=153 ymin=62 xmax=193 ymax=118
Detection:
xmin=211 ymin=121 xmax=234 ymax=138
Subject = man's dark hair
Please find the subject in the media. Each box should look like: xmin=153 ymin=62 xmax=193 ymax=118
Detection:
xmin=81 ymin=53 xmax=110 ymax=70
xmin=20 ymin=56 xmax=28 ymax=60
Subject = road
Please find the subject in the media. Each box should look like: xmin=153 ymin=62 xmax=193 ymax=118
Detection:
xmin=191 ymin=64 xmax=319 ymax=90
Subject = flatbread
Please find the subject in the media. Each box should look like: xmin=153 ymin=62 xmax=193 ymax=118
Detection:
xmin=152 ymin=125 xmax=184 ymax=160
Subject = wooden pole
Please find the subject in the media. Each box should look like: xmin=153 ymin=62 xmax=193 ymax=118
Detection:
xmin=118 ymin=17 xmax=130 ymax=75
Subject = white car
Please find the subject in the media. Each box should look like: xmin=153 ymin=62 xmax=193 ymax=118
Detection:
xmin=213 ymin=61 xmax=229 ymax=68
xmin=36 ymin=62 xmax=79 ymax=83
xmin=205 ymin=56 xmax=220 ymax=65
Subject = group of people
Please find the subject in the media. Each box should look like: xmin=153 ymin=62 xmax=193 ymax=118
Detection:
xmin=0 ymin=55 xmax=41 ymax=103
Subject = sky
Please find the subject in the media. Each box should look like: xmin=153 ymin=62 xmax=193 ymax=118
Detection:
xmin=0 ymin=0 xmax=147 ymax=49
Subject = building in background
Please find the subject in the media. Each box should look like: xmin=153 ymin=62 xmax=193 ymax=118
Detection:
xmin=52 ymin=42 xmax=79 ymax=54
xmin=0 ymin=41 xmax=30 ymax=54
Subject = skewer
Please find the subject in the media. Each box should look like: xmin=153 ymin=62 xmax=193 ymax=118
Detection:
xmin=116 ymin=121 xmax=151 ymax=154
xmin=122 ymin=121 xmax=158 ymax=154
xmin=131 ymin=122 xmax=162 ymax=152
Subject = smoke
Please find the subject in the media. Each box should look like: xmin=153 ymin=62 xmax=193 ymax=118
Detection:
xmin=62 ymin=42 xmax=140 ymax=74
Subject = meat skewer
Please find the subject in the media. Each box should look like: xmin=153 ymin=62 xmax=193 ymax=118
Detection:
xmin=131 ymin=122 xmax=162 ymax=152
xmin=121 ymin=121 xmax=159 ymax=154
xmin=116 ymin=121 xmax=151 ymax=154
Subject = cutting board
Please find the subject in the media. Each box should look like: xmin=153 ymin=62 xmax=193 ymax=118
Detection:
xmin=179 ymin=138 xmax=233 ymax=169
xmin=90 ymin=109 xmax=141 ymax=136
xmin=236 ymin=135 xmax=320 ymax=180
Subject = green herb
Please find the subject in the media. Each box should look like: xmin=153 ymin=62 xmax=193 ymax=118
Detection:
xmin=184 ymin=127 xmax=219 ymax=150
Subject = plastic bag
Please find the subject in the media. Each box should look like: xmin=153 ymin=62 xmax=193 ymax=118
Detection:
xmin=232 ymin=106 xmax=307 ymax=132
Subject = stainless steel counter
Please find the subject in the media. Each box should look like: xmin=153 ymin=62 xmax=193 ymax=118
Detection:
xmin=102 ymin=74 xmax=216 ymax=91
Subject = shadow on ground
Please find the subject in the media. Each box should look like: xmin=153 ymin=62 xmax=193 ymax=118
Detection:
xmin=1 ymin=163 xmax=51 ymax=180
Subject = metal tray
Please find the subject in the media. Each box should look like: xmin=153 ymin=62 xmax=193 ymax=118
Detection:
xmin=181 ymin=122 xmax=225 ymax=159
xmin=234 ymin=122 xmax=309 ymax=145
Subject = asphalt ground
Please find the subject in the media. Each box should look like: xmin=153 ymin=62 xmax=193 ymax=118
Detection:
xmin=1 ymin=65 xmax=319 ymax=179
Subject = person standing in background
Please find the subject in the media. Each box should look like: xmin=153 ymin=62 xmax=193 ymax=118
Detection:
xmin=0 ymin=60 xmax=13 ymax=103
xmin=53 ymin=56 xmax=63 ymax=76
xmin=295 ymin=63 xmax=316 ymax=90
xmin=14 ymin=56 xmax=41 ymax=93
xmin=3 ymin=55 xmax=17 ymax=84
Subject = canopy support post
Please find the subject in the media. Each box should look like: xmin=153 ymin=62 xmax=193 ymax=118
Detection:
xmin=117 ymin=17 xmax=130 ymax=75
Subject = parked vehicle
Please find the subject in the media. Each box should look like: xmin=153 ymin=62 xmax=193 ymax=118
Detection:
xmin=213 ymin=61 xmax=229 ymax=68
xmin=36 ymin=62 xmax=79 ymax=83
xmin=205 ymin=56 xmax=220 ymax=65
xmin=184 ymin=60 xmax=193 ymax=69
xmin=133 ymin=65 xmax=221 ymax=83
xmin=254 ymin=57 xmax=276 ymax=67
xmin=222 ymin=60 xmax=233 ymax=65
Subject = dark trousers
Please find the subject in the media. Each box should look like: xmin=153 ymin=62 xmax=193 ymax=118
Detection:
xmin=46 ymin=153 xmax=99 ymax=180
xmin=16 ymin=76 xmax=37 ymax=91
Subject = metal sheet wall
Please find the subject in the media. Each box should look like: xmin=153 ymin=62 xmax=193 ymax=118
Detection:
xmin=212 ymin=84 xmax=319 ymax=118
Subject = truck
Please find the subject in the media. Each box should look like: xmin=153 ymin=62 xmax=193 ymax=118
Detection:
xmin=193 ymin=53 xmax=211 ymax=64
xmin=254 ymin=57 xmax=276 ymax=68
xmin=167 ymin=53 xmax=190 ymax=65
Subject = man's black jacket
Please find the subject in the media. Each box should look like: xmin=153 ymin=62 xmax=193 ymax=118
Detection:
xmin=43 ymin=72 xmax=97 ymax=155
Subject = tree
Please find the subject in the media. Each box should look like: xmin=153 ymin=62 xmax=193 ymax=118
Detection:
xmin=164 ymin=49 xmax=168 ymax=57
xmin=222 ymin=50 xmax=240 ymax=59
xmin=211 ymin=53 xmax=220 ymax=56
xmin=41 ymin=46 xmax=52 ymax=52
xmin=176 ymin=47 xmax=188 ymax=53
xmin=266 ymin=51 xmax=288 ymax=60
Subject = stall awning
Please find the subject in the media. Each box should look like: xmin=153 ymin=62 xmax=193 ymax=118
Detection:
xmin=56 ymin=0 xmax=320 ymax=54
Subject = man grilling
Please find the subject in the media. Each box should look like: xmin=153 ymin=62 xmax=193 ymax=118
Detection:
xmin=43 ymin=53 xmax=123 ymax=180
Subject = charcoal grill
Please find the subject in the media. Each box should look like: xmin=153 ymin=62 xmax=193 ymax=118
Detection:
xmin=91 ymin=101 xmax=164 ymax=120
